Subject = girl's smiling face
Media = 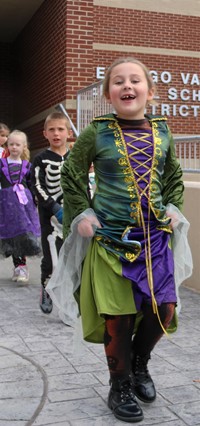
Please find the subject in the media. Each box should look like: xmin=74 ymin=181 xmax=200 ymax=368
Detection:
xmin=106 ymin=62 xmax=154 ymax=120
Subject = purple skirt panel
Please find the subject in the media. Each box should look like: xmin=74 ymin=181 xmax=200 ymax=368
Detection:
xmin=121 ymin=224 xmax=176 ymax=310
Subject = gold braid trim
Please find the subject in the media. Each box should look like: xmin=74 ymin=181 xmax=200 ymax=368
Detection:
xmin=110 ymin=120 xmax=169 ymax=337
xmin=140 ymin=203 xmax=169 ymax=337
xmin=148 ymin=116 xmax=168 ymax=122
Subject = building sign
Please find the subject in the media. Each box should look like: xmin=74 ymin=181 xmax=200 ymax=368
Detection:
xmin=96 ymin=67 xmax=200 ymax=117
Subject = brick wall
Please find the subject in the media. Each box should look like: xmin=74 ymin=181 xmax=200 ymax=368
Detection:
xmin=0 ymin=43 xmax=14 ymax=128
xmin=63 ymin=2 xmax=200 ymax=136
xmin=1 ymin=1 xmax=200 ymax=151
xmin=92 ymin=7 xmax=200 ymax=135
xmin=65 ymin=0 xmax=94 ymax=128
xmin=66 ymin=0 xmax=94 ymax=95
xmin=94 ymin=8 xmax=200 ymax=50
xmin=13 ymin=0 xmax=67 ymax=124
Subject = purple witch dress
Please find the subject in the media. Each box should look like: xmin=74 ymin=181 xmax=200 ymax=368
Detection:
xmin=120 ymin=127 xmax=177 ymax=310
xmin=0 ymin=158 xmax=41 ymax=257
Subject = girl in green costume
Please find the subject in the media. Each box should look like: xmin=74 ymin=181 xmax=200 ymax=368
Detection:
xmin=48 ymin=57 xmax=188 ymax=423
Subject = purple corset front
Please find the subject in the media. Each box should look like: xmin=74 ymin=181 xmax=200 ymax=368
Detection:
xmin=121 ymin=129 xmax=176 ymax=310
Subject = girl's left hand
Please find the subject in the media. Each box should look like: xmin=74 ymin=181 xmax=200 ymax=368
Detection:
xmin=166 ymin=211 xmax=179 ymax=229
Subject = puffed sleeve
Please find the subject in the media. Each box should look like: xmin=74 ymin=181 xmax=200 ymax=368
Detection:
xmin=61 ymin=123 xmax=96 ymax=238
xmin=161 ymin=126 xmax=184 ymax=211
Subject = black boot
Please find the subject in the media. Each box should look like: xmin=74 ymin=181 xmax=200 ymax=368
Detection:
xmin=132 ymin=354 xmax=156 ymax=403
xmin=108 ymin=376 xmax=143 ymax=423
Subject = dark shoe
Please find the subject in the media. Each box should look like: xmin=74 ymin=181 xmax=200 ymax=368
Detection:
xmin=132 ymin=354 xmax=156 ymax=403
xmin=108 ymin=376 xmax=143 ymax=423
xmin=40 ymin=285 xmax=53 ymax=314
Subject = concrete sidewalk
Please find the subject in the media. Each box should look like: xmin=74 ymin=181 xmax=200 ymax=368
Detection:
xmin=0 ymin=256 xmax=200 ymax=426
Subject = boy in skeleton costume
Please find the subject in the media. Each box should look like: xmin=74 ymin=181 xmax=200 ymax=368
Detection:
xmin=31 ymin=112 xmax=72 ymax=314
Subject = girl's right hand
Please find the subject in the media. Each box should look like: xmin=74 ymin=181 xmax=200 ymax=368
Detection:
xmin=77 ymin=216 xmax=101 ymax=237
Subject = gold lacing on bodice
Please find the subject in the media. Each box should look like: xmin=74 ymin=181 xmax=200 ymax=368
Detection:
xmin=122 ymin=129 xmax=168 ymax=336
xmin=124 ymin=131 xmax=153 ymax=200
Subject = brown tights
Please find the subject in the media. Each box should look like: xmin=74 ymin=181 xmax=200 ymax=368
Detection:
xmin=104 ymin=302 xmax=175 ymax=379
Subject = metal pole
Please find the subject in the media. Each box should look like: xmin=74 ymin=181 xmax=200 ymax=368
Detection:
xmin=55 ymin=103 xmax=79 ymax=137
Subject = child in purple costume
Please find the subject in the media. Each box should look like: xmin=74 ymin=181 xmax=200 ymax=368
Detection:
xmin=0 ymin=130 xmax=41 ymax=281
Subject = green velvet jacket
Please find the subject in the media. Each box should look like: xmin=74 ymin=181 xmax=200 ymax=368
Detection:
xmin=61 ymin=114 xmax=184 ymax=259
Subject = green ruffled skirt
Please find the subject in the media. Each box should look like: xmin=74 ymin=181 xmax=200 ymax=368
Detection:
xmin=79 ymin=239 xmax=178 ymax=343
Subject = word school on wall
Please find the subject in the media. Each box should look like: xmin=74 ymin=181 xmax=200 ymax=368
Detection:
xmin=96 ymin=67 xmax=200 ymax=117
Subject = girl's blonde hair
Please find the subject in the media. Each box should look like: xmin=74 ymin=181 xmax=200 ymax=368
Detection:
xmin=103 ymin=56 xmax=157 ymax=103
xmin=7 ymin=130 xmax=30 ymax=161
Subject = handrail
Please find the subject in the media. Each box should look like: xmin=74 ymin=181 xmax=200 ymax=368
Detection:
xmin=174 ymin=136 xmax=200 ymax=172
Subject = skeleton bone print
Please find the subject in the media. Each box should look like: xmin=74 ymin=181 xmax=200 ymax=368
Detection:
xmin=43 ymin=159 xmax=65 ymax=201
xmin=31 ymin=149 xmax=69 ymax=214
